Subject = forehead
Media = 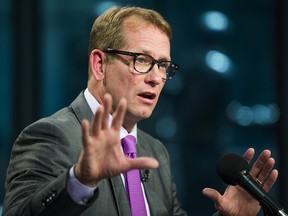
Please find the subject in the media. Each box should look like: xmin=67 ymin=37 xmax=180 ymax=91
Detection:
xmin=123 ymin=15 xmax=147 ymax=27
xmin=122 ymin=15 xmax=163 ymax=35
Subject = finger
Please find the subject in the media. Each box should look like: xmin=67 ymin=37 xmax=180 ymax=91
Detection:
xmin=81 ymin=119 xmax=90 ymax=148
xmin=255 ymin=157 xmax=275 ymax=183
xmin=249 ymin=150 xmax=271 ymax=178
xmin=111 ymin=98 xmax=127 ymax=131
xmin=242 ymin=148 xmax=255 ymax=163
xmin=91 ymin=106 xmax=104 ymax=136
xmin=262 ymin=169 xmax=278 ymax=191
xmin=102 ymin=94 xmax=112 ymax=129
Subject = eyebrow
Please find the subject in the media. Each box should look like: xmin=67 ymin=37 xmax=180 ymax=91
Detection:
xmin=140 ymin=50 xmax=171 ymax=61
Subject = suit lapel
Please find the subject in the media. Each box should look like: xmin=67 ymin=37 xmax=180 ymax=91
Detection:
xmin=109 ymin=176 xmax=131 ymax=216
xmin=70 ymin=91 xmax=94 ymax=124
xmin=137 ymin=138 xmax=169 ymax=216
xmin=143 ymin=184 xmax=169 ymax=216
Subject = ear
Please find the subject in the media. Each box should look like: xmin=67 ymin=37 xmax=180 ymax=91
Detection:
xmin=89 ymin=49 xmax=106 ymax=80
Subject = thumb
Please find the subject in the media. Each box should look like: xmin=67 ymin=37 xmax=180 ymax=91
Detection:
xmin=125 ymin=157 xmax=159 ymax=171
xmin=203 ymin=187 xmax=229 ymax=215
xmin=202 ymin=187 xmax=221 ymax=203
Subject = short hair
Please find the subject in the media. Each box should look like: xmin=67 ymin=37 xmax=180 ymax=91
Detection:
xmin=88 ymin=6 xmax=172 ymax=78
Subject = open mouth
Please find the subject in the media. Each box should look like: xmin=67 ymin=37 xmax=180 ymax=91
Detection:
xmin=138 ymin=92 xmax=156 ymax=100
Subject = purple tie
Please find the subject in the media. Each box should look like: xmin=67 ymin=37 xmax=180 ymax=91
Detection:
xmin=121 ymin=135 xmax=147 ymax=216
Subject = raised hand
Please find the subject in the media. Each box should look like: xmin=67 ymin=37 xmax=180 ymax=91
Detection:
xmin=74 ymin=93 xmax=159 ymax=187
xmin=202 ymin=148 xmax=278 ymax=216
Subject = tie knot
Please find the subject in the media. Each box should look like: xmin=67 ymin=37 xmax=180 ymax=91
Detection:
xmin=121 ymin=135 xmax=136 ymax=154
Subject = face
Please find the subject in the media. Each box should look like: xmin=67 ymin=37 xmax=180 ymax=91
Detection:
xmin=103 ymin=16 xmax=171 ymax=130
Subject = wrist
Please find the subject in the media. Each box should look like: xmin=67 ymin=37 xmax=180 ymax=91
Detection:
xmin=74 ymin=165 xmax=98 ymax=188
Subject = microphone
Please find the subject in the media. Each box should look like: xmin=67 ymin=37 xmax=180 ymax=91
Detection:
xmin=141 ymin=170 xmax=149 ymax=182
xmin=217 ymin=153 xmax=287 ymax=216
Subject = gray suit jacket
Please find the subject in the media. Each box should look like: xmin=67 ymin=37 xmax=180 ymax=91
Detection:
xmin=3 ymin=92 xmax=188 ymax=216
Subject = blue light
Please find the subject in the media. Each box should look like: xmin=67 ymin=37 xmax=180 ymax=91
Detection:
xmin=235 ymin=106 xmax=254 ymax=126
xmin=94 ymin=1 xmax=120 ymax=16
xmin=227 ymin=101 xmax=280 ymax=126
xmin=205 ymin=50 xmax=231 ymax=74
xmin=202 ymin=11 xmax=229 ymax=31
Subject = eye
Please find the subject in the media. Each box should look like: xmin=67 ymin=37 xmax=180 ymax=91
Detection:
xmin=135 ymin=57 xmax=145 ymax=64
xmin=158 ymin=61 xmax=169 ymax=70
xmin=135 ymin=55 xmax=151 ymax=65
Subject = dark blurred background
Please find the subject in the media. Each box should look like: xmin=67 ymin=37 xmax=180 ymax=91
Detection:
xmin=1 ymin=0 xmax=288 ymax=215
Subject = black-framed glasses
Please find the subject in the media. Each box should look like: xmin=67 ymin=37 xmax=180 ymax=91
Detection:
xmin=103 ymin=48 xmax=179 ymax=80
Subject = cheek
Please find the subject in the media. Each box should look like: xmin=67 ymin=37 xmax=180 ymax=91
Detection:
xmin=106 ymin=73 xmax=133 ymax=98
xmin=105 ymin=64 xmax=142 ymax=97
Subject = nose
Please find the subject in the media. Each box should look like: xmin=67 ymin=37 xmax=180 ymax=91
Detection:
xmin=144 ymin=64 xmax=164 ymax=86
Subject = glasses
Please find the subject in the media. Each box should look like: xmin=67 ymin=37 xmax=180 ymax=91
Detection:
xmin=103 ymin=48 xmax=179 ymax=80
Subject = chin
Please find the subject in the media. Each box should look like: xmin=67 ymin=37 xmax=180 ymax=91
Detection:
xmin=133 ymin=111 xmax=153 ymax=122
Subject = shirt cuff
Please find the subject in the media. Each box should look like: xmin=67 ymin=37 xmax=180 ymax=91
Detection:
xmin=67 ymin=165 xmax=97 ymax=205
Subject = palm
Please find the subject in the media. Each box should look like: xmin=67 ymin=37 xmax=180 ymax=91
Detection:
xmin=82 ymin=126 xmax=130 ymax=179
xmin=75 ymin=94 xmax=158 ymax=187
xmin=218 ymin=186 xmax=260 ymax=216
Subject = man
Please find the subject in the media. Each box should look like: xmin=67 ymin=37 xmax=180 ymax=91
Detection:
xmin=3 ymin=6 xmax=278 ymax=216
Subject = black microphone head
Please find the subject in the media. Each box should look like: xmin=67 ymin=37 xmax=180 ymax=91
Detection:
xmin=216 ymin=153 xmax=249 ymax=185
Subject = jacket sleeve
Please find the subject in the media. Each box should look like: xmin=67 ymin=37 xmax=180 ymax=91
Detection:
xmin=2 ymin=118 xmax=95 ymax=216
